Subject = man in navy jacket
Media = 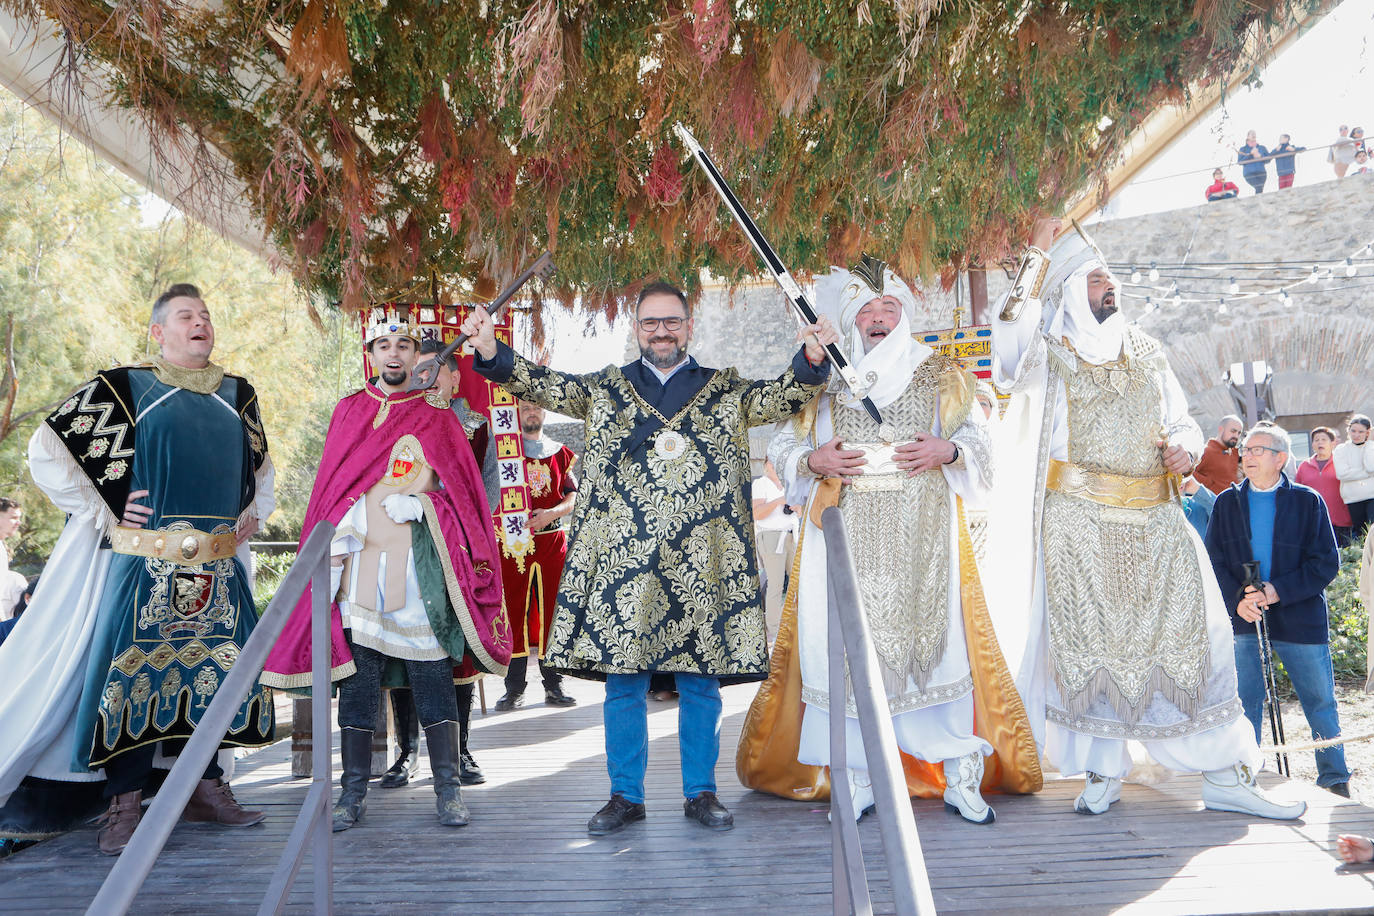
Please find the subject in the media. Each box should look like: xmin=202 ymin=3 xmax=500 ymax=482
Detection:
xmin=1204 ymin=424 xmax=1350 ymax=796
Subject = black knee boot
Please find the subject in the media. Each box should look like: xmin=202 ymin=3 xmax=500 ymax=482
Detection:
xmin=332 ymin=727 xmax=372 ymax=832
xmin=455 ymin=684 xmax=485 ymax=785
xmin=424 ymin=721 xmax=470 ymax=827
xmin=380 ymin=689 xmax=420 ymax=788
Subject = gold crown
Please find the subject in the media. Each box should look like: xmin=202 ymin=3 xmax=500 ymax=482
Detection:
xmin=363 ymin=308 xmax=423 ymax=346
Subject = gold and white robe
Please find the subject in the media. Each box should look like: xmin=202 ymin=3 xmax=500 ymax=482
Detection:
xmin=771 ymin=353 xmax=994 ymax=769
xmin=989 ymin=280 xmax=1262 ymax=780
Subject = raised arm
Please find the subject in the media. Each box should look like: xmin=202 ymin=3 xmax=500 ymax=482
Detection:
xmin=462 ymin=305 xmax=597 ymax=418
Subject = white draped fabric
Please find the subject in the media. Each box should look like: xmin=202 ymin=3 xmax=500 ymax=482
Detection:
xmin=985 ymin=267 xmax=1261 ymax=779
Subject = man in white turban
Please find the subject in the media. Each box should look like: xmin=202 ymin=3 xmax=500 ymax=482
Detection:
xmin=750 ymin=254 xmax=1041 ymax=824
xmin=988 ymin=218 xmax=1305 ymax=820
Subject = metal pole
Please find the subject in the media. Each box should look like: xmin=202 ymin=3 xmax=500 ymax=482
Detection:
xmin=823 ymin=508 xmax=937 ymax=916
xmin=310 ymin=553 xmax=333 ymax=914
xmin=88 ymin=524 xmax=332 ymax=916
xmin=828 ymin=573 xmax=871 ymax=916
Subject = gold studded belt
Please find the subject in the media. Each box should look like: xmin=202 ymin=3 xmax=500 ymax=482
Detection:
xmin=1045 ymin=459 xmax=1178 ymax=510
xmin=110 ymin=524 xmax=237 ymax=566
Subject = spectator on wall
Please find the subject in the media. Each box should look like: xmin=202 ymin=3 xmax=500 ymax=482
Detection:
xmin=1204 ymin=168 xmax=1240 ymax=201
xmin=1296 ymin=427 xmax=1354 ymax=547
xmin=1271 ymin=134 xmax=1305 ymax=189
xmin=1334 ymin=414 xmax=1374 ymax=538
xmin=1237 ymin=130 xmax=1269 ymax=194
xmin=1329 ymin=124 xmax=1357 ymax=178
xmin=1350 ymin=149 xmax=1372 ymax=176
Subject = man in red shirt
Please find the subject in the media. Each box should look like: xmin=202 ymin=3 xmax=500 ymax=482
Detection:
xmin=1194 ymin=415 xmax=1244 ymax=494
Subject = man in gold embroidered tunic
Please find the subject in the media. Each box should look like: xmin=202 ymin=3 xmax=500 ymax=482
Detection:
xmin=762 ymin=256 xmax=1040 ymax=825
xmin=989 ymin=219 xmax=1304 ymax=819
xmin=463 ymin=280 xmax=836 ymax=836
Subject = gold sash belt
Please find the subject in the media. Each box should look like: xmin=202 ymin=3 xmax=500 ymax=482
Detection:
xmin=110 ymin=524 xmax=237 ymax=566
xmin=1045 ymin=459 xmax=1177 ymax=509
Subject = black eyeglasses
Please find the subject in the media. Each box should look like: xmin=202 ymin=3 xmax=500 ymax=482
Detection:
xmin=1240 ymin=445 xmax=1282 ymax=456
xmin=638 ymin=317 xmax=685 ymax=331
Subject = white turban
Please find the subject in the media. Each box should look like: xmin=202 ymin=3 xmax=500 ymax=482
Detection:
xmin=815 ymin=254 xmax=931 ymax=411
xmin=1042 ymin=225 xmax=1126 ymax=365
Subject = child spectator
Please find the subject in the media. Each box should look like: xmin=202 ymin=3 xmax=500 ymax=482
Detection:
xmin=1205 ymin=168 xmax=1240 ymax=201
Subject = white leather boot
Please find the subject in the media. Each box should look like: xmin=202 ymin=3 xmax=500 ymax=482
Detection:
xmin=828 ymin=768 xmax=876 ymax=823
xmin=942 ymin=752 xmax=995 ymax=825
xmin=1074 ymin=771 xmax=1122 ymax=815
xmin=1202 ymin=763 xmax=1306 ymax=820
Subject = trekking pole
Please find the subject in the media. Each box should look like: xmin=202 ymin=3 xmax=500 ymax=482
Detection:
xmin=1242 ymin=561 xmax=1289 ymax=776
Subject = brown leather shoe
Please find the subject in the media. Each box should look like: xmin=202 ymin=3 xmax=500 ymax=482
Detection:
xmin=182 ymin=778 xmax=265 ymax=827
xmin=97 ymin=790 xmax=143 ymax=856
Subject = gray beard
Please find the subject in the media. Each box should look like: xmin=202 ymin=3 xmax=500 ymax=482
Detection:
xmin=640 ymin=342 xmax=686 ymax=370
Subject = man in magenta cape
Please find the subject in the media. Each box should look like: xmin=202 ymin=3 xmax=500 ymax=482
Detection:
xmin=261 ymin=375 xmax=508 ymax=688
xmin=262 ymin=314 xmax=508 ymax=831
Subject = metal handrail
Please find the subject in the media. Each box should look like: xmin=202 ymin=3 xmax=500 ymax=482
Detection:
xmin=88 ymin=522 xmax=336 ymax=916
xmin=822 ymin=507 xmax=935 ymax=916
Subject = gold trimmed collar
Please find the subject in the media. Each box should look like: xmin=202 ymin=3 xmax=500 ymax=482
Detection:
xmin=365 ymin=381 xmax=429 ymax=429
xmin=148 ymin=357 xmax=225 ymax=394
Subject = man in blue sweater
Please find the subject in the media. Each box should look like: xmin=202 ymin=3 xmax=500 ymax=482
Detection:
xmin=1205 ymin=424 xmax=1350 ymax=796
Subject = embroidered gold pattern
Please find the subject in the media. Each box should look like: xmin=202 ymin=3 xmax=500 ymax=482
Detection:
xmin=834 ymin=362 xmax=951 ymax=693
xmin=504 ymin=356 xmax=822 ymax=677
xmin=1041 ymin=346 xmax=1209 ymax=725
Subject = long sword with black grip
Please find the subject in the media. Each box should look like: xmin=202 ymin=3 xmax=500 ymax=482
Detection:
xmin=672 ymin=122 xmax=883 ymax=426
xmin=406 ymin=252 xmax=557 ymax=392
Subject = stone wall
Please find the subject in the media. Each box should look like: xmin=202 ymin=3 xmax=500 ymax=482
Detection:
xmin=690 ymin=173 xmax=1374 ymax=434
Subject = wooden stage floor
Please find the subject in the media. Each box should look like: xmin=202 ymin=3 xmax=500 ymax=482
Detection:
xmin=2 ymin=677 xmax=1372 ymax=915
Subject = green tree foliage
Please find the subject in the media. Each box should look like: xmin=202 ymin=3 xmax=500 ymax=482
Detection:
xmin=2 ymin=0 xmax=1313 ymax=314
xmin=0 ymin=91 xmax=342 ymax=568
xmin=1326 ymin=534 xmax=1368 ymax=685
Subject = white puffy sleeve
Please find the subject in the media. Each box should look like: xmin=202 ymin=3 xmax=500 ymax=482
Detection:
xmin=940 ymin=400 xmax=993 ymax=503
xmin=1161 ymin=365 xmax=1204 ymax=462
xmin=27 ymin=424 xmax=115 ymax=529
xmin=990 ymin=291 xmax=1046 ymax=391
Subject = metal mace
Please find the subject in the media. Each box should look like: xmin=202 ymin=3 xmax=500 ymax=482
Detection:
xmin=1241 ymin=561 xmax=1290 ymax=776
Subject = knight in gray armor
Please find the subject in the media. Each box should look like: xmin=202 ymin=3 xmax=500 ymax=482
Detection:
xmin=988 ymin=218 xmax=1305 ymax=820
xmin=770 ymin=255 xmax=1040 ymax=824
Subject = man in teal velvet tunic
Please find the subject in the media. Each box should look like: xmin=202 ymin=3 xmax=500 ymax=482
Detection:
xmin=5 ymin=283 xmax=276 ymax=855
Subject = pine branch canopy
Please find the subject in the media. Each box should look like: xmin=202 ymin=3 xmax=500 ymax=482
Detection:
xmin=4 ymin=0 xmax=1312 ymax=316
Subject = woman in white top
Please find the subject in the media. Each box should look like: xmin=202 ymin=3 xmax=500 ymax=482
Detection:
xmin=1333 ymin=414 xmax=1374 ymax=537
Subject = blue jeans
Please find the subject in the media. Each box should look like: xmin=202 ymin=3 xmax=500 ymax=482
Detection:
xmin=1233 ymin=633 xmax=1350 ymax=786
xmin=602 ymin=672 xmax=722 ymax=804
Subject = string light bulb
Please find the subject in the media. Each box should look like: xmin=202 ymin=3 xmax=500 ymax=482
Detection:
xmin=1346 ymin=258 xmax=1358 ymax=278
xmin=1130 ymin=268 xmax=1142 ymax=284
xmin=1228 ymin=277 xmax=1239 ymax=295
xmin=1218 ymin=298 xmax=1228 ymax=314
xmin=1148 ymin=262 xmax=1159 ymax=282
